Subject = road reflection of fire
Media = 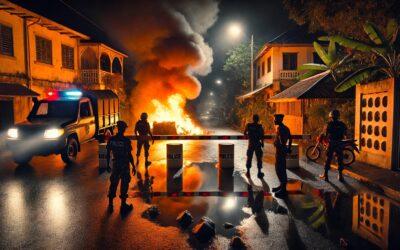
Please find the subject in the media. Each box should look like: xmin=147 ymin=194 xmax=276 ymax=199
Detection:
xmin=149 ymin=94 xmax=203 ymax=135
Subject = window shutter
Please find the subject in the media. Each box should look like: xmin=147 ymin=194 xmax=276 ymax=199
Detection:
xmin=0 ymin=24 xmax=14 ymax=56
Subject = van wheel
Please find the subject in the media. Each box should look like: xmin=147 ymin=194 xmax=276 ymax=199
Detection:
xmin=13 ymin=155 xmax=32 ymax=165
xmin=61 ymin=137 xmax=78 ymax=164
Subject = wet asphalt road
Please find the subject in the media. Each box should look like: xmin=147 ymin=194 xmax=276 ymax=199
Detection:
xmin=0 ymin=127 xmax=395 ymax=249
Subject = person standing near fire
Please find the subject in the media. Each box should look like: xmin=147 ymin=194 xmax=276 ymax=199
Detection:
xmin=107 ymin=120 xmax=136 ymax=213
xmin=244 ymin=114 xmax=265 ymax=179
xmin=272 ymin=114 xmax=292 ymax=198
xmin=135 ymin=112 xmax=154 ymax=167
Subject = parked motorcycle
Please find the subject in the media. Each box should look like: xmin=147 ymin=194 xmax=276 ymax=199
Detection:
xmin=306 ymin=135 xmax=359 ymax=166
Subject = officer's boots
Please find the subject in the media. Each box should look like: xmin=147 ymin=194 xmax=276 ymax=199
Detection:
xmin=274 ymin=185 xmax=287 ymax=198
xmin=319 ymin=171 xmax=329 ymax=182
xmin=257 ymin=170 xmax=264 ymax=179
xmin=120 ymin=199 xmax=133 ymax=213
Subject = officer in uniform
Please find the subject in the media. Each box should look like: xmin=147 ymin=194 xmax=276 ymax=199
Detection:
xmin=272 ymin=114 xmax=292 ymax=198
xmin=107 ymin=121 xmax=136 ymax=213
xmin=320 ymin=110 xmax=347 ymax=182
xmin=135 ymin=112 xmax=154 ymax=167
xmin=244 ymin=114 xmax=265 ymax=178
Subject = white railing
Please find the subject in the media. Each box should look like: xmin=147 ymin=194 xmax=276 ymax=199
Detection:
xmin=280 ymin=70 xmax=299 ymax=80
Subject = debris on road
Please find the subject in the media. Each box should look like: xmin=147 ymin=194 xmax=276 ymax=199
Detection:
xmin=176 ymin=210 xmax=193 ymax=228
xmin=230 ymin=236 xmax=247 ymax=249
xmin=142 ymin=205 xmax=160 ymax=220
xmin=192 ymin=217 xmax=216 ymax=243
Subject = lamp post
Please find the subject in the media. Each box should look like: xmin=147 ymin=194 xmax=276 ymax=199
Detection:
xmin=227 ymin=22 xmax=254 ymax=92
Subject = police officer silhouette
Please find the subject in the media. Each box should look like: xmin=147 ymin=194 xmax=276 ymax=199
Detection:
xmin=135 ymin=112 xmax=154 ymax=167
xmin=107 ymin=121 xmax=136 ymax=213
xmin=272 ymin=114 xmax=292 ymax=198
xmin=244 ymin=114 xmax=265 ymax=178
xmin=320 ymin=110 xmax=347 ymax=182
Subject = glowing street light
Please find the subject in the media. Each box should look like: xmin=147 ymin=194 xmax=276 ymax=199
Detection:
xmin=215 ymin=79 xmax=222 ymax=85
xmin=209 ymin=92 xmax=214 ymax=96
xmin=227 ymin=23 xmax=242 ymax=39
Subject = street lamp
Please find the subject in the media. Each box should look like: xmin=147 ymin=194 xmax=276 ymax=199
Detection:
xmin=215 ymin=79 xmax=222 ymax=85
xmin=209 ymin=91 xmax=214 ymax=96
xmin=227 ymin=22 xmax=254 ymax=92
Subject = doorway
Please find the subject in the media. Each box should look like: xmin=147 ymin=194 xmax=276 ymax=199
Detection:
xmin=0 ymin=100 xmax=14 ymax=131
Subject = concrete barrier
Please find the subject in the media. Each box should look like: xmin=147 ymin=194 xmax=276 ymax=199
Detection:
xmin=218 ymin=168 xmax=234 ymax=192
xmin=167 ymin=143 xmax=183 ymax=192
xmin=286 ymin=143 xmax=299 ymax=169
xmin=167 ymin=143 xmax=183 ymax=169
xmin=218 ymin=144 xmax=234 ymax=169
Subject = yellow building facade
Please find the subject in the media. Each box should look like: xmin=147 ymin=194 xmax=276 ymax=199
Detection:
xmin=0 ymin=0 xmax=127 ymax=129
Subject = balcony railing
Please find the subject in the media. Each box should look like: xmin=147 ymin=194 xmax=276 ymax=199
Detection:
xmin=280 ymin=70 xmax=299 ymax=80
xmin=80 ymin=69 xmax=99 ymax=85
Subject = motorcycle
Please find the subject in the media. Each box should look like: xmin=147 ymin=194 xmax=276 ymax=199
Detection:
xmin=306 ymin=135 xmax=359 ymax=166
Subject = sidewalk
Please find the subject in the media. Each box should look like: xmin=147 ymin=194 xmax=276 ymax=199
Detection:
xmin=329 ymin=160 xmax=400 ymax=201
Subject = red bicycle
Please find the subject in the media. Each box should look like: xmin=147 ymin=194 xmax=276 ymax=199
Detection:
xmin=306 ymin=135 xmax=359 ymax=166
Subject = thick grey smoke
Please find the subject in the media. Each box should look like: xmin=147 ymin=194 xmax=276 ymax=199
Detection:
xmin=104 ymin=0 xmax=219 ymax=118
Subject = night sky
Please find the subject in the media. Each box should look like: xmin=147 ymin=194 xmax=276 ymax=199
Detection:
xmin=63 ymin=0 xmax=295 ymax=111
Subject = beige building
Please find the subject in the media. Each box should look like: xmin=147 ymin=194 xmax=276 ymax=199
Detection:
xmin=0 ymin=0 xmax=127 ymax=130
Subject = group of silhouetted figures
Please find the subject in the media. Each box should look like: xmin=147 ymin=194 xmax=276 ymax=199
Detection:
xmin=105 ymin=110 xmax=347 ymax=213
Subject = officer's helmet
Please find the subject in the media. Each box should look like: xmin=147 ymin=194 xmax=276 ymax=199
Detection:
xmin=329 ymin=110 xmax=340 ymax=120
xmin=117 ymin=120 xmax=128 ymax=131
xmin=140 ymin=112 xmax=148 ymax=120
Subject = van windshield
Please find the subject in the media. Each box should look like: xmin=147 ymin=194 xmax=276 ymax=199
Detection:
xmin=30 ymin=101 xmax=79 ymax=119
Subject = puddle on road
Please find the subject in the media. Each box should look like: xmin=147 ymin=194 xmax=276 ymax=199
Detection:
xmin=132 ymin=160 xmax=400 ymax=249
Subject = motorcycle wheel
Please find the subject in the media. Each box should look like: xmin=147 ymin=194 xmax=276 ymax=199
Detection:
xmin=342 ymin=149 xmax=355 ymax=166
xmin=306 ymin=145 xmax=321 ymax=162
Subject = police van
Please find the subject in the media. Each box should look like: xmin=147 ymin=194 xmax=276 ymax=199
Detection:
xmin=6 ymin=89 xmax=119 ymax=165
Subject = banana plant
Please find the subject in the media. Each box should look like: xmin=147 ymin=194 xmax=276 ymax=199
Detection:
xmin=321 ymin=19 xmax=400 ymax=92
xmin=299 ymin=39 xmax=353 ymax=82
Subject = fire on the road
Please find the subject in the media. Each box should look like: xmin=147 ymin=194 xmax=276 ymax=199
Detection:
xmin=149 ymin=94 xmax=203 ymax=135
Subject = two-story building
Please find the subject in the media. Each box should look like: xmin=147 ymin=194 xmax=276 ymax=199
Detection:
xmin=0 ymin=0 xmax=127 ymax=130
xmin=238 ymin=26 xmax=320 ymax=102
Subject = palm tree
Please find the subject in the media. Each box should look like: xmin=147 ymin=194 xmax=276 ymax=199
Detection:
xmin=321 ymin=19 xmax=399 ymax=92
xmin=299 ymin=39 xmax=353 ymax=82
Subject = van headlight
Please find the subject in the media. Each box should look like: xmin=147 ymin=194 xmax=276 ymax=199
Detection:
xmin=43 ymin=128 xmax=64 ymax=139
xmin=7 ymin=128 xmax=18 ymax=139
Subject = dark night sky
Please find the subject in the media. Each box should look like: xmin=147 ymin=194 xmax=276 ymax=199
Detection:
xmin=63 ymin=0 xmax=295 ymax=110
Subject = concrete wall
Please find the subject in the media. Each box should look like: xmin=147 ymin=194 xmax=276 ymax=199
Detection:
xmin=355 ymin=78 xmax=395 ymax=169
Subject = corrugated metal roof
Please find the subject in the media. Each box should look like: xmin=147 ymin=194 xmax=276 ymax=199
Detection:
xmin=0 ymin=83 xmax=39 ymax=97
xmin=269 ymin=71 xmax=354 ymax=102
xmin=236 ymin=83 xmax=272 ymax=100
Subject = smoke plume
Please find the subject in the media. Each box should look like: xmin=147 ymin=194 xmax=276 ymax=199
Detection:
xmin=104 ymin=0 xmax=219 ymax=119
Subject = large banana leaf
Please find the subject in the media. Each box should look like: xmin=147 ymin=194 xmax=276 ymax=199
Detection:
xmin=313 ymin=41 xmax=331 ymax=66
xmin=328 ymin=40 xmax=337 ymax=61
xmin=364 ymin=21 xmax=387 ymax=45
xmin=299 ymin=70 xmax=325 ymax=80
xmin=299 ymin=63 xmax=329 ymax=71
xmin=386 ymin=18 xmax=399 ymax=44
xmin=329 ymin=35 xmax=373 ymax=52
xmin=335 ymin=67 xmax=374 ymax=92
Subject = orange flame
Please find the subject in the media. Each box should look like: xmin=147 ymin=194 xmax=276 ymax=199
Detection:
xmin=148 ymin=94 xmax=203 ymax=135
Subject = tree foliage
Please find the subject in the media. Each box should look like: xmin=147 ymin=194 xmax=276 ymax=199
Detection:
xmin=223 ymin=43 xmax=253 ymax=90
xmin=283 ymin=0 xmax=400 ymax=41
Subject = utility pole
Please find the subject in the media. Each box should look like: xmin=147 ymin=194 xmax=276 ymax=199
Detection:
xmin=250 ymin=34 xmax=254 ymax=92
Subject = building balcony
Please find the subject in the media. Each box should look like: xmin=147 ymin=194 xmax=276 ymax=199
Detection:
xmin=280 ymin=70 xmax=299 ymax=80
xmin=80 ymin=69 xmax=123 ymax=90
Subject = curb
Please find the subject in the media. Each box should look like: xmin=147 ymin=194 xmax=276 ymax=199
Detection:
xmin=330 ymin=163 xmax=400 ymax=202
